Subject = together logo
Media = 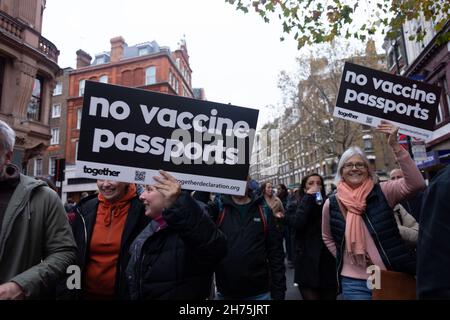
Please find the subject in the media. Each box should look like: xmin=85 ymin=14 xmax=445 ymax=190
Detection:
xmin=83 ymin=165 xmax=120 ymax=177
xmin=338 ymin=110 xmax=358 ymax=119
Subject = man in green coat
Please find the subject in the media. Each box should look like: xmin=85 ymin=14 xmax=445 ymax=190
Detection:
xmin=0 ymin=120 xmax=77 ymax=299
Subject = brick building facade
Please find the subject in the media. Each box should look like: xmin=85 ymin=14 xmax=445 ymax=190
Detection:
xmin=59 ymin=37 xmax=199 ymax=202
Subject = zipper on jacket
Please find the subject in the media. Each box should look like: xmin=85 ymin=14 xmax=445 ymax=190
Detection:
xmin=79 ymin=210 xmax=88 ymax=264
xmin=139 ymin=252 xmax=146 ymax=299
xmin=365 ymin=214 xmax=392 ymax=269
xmin=27 ymin=203 xmax=31 ymax=220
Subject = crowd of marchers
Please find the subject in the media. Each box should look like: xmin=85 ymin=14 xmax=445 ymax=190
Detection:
xmin=0 ymin=119 xmax=448 ymax=300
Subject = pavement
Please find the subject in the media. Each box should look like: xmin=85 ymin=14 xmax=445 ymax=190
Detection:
xmin=285 ymin=260 xmax=302 ymax=300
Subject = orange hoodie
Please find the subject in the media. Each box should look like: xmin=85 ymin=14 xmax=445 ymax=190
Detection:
xmin=84 ymin=184 xmax=137 ymax=298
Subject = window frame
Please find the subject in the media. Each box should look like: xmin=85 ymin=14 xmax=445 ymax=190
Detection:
xmin=53 ymin=81 xmax=62 ymax=96
xmin=34 ymin=158 xmax=43 ymax=177
xmin=79 ymin=79 xmax=86 ymax=96
xmin=50 ymin=128 xmax=60 ymax=145
xmin=145 ymin=66 xmax=156 ymax=85
xmin=77 ymin=108 xmax=82 ymax=130
xmin=51 ymin=103 xmax=61 ymax=118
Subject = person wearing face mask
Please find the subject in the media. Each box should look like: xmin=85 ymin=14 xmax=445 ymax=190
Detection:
xmin=322 ymin=121 xmax=426 ymax=300
xmin=65 ymin=179 xmax=150 ymax=299
xmin=125 ymin=170 xmax=227 ymax=300
xmin=284 ymin=174 xmax=337 ymax=300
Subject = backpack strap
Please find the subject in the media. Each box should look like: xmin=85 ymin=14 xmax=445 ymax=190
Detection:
xmin=257 ymin=205 xmax=269 ymax=237
xmin=216 ymin=207 xmax=227 ymax=226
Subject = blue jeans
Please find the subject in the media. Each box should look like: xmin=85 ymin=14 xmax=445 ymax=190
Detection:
xmin=216 ymin=292 xmax=271 ymax=300
xmin=341 ymin=276 xmax=372 ymax=300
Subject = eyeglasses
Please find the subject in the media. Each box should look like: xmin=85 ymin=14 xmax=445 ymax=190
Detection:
xmin=342 ymin=162 xmax=367 ymax=170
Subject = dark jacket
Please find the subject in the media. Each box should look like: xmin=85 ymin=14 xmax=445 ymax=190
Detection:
xmin=418 ymin=165 xmax=450 ymax=299
xmin=212 ymin=194 xmax=286 ymax=300
xmin=67 ymin=193 xmax=149 ymax=299
xmin=126 ymin=192 xmax=227 ymax=300
xmin=285 ymin=194 xmax=336 ymax=289
xmin=329 ymin=184 xmax=416 ymax=290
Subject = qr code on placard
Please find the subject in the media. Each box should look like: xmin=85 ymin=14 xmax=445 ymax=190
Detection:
xmin=366 ymin=117 xmax=373 ymax=125
xmin=134 ymin=170 xmax=146 ymax=182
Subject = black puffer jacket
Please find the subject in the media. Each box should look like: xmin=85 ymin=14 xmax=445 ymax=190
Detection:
xmin=126 ymin=192 xmax=227 ymax=300
xmin=329 ymin=184 xmax=417 ymax=290
xmin=285 ymin=194 xmax=336 ymax=290
xmin=64 ymin=194 xmax=149 ymax=299
xmin=212 ymin=194 xmax=286 ymax=300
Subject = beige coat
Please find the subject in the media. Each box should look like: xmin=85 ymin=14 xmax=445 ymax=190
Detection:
xmin=394 ymin=203 xmax=419 ymax=247
xmin=264 ymin=195 xmax=285 ymax=216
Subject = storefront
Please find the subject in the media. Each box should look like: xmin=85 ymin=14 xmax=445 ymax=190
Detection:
xmin=417 ymin=149 xmax=450 ymax=181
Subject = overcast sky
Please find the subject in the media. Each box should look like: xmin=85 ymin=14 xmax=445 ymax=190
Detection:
xmin=42 ymin=0 xmax=303 ymax=127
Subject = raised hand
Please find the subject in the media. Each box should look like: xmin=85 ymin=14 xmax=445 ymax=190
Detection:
xmin=153 ymin=170 xmax=181 ymax=209
xmin=376 ymin=120 xmax=401 ymax=151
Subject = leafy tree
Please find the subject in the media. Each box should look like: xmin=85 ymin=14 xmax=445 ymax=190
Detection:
xmin=277 ymin=40 xmax=396 ymax=163
xmin=225 ymin=0 xmax=450 ymax=49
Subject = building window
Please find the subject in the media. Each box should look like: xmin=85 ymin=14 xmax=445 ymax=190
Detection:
xmin=27 ymin=77 xmax=43 ymax=121
xmin=75 ymin=140 xmax=79 ymax=161
xmin=363 ymin=134 xmax=373 ymax=151
xmin=95 ymin=56 xmax=106 ymax=65
xmin=53 ymin=81 xmax=62 ymax=95
xmin=138 ymin=47 xmax=150 ymax=56
xmin=51 ymin=103 xmax=61 ymax=118
xmin=49 ymin=157 xmax=57 ymax=176
xmin=77 ymin=108 xmax=82 ymax=129
xmin=145 ymin=66 xmax=156 ymax=85
xmin=169 ymin=71 xmax=173 ymax=87
xmin=51 ymin=128 xmax=59 ymax=145
xmin=79 ymin=79 xmax=86 ymax=96
xmin=364 ymin=138 xmax=373 ymax=151
xmin=34 ymin=159 xmax=43 ymax=176
xmin=99 ymin=75 xmax=108 ymax=83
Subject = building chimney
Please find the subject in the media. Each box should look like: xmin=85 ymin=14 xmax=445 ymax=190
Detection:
xmin=76 ymin=49 xmax=92 ymax=68
xmin=110 ymin=36 xmax=126 ymax=63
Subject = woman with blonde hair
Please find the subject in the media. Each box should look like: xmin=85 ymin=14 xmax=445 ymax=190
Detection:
xmin=322 ymin=121 xmax=425 ymax=300
xmin=260 ymin=182 xmax=284 ymax=218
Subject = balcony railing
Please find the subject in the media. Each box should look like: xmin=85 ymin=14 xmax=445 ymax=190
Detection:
xmin=27 ymin=99 xmax=41 ymax=121
xmin=39 ymin=36 xmax=59 ymax=63
xmin=0 ymin=11 xmax=24 ymax=39
xmin=0 ymin=11 xmax=59 ymax=64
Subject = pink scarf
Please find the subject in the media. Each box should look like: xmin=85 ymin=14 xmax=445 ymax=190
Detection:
xmin=336 ymin=179 xmax=374 ymax=266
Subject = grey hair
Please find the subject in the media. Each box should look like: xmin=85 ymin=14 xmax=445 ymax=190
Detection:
xmin=0 ymin=120 xmax=15 ymax=153
xmin=334 ymin=146 xmax=376 ymax=185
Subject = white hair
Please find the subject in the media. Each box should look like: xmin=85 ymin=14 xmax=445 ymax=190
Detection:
xmin=0 ymin=120 xmax=15 ymax=153
xmin=334 ymin=146 xmax=376 ymax=185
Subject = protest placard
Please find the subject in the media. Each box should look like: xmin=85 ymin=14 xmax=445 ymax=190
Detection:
xmin=76 ymin=81 xmax=258 ymax=195
xmin=334 ymin=62 xmax=441 ymax=140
